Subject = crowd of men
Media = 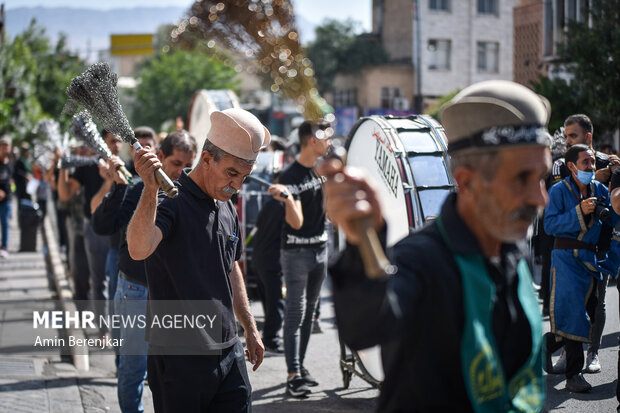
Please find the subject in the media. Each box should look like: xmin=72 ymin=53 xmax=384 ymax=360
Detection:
xmin=1 ymin=79 xmax=620 ymax=412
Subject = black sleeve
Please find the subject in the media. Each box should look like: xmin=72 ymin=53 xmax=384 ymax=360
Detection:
xmin=70 ymin=165 xmax=85 ymax=186
xmin=155 ymin=196 xmax=177 ymax=240
xmin=13 ymin=160 xmax=27 ymax=178
xmin=277 ymin=169 xmax=300 ymax=200
xmin=91 ymin=183 xmax=128 ymax=235
xmin=329 ymin=227 xmax=424 ymax=350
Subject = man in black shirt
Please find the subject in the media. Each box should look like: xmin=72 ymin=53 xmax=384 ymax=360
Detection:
xmin=279 ymin=120 xmax=330 ymax=397
xmin=0 ymin=135 xmax=13 ymax=258
xmin=12 ymin=142 xmax=32 ymax=202
xmin=318 ymin=80 xmax=551 ymax=412
xmin=58 ymin=130 xmax=123 ymax=331
xmin=92 ymin=130 xmax=196 ymax=413
xmin=127 ymin=108 xmax=267 ymax=413
xmin=251 ymin=197 xmax=286 ymax=353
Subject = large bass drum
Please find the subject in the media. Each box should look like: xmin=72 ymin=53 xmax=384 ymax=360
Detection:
xmin=338 ymin=115 xmax=455 ymax=388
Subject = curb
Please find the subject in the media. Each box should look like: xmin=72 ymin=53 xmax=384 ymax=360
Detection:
xmin=41 ymin=212 xmax=89 ymax=371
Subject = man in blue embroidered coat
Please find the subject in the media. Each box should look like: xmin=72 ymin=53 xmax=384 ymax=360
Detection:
xmin=544 ymin=143 xmax=612 ymax=392
xmin=318 ymin=80 xmax=551 ymax=413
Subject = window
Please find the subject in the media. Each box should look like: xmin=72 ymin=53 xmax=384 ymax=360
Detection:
xmin=333 ymin=88 xmax=357 ymax=107
xmin=427 ymin=39 xmax=451 ymax=70
xmin=543 ymin=0 xmax=554 ymax=56
xmin=429 ymin=0 xmax=450 ymax=11
xmin=478 ymin=0 xmax=498 ymax=15
xmin=477 ymin=41 xmax=499 ymax=72
xmin=380 ymin=87 xmax=403 ymax=109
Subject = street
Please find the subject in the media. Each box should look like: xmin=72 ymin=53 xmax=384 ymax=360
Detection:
xmin=0 ymin=199 xmax=619 ymax=412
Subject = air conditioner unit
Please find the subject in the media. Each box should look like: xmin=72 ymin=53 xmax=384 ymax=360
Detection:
xmin=393 ymin=97 xmax=410 ymax=110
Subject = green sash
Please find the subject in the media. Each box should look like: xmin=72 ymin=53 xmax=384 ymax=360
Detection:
xmin=437 ymin=218 xmax=544 ymax=413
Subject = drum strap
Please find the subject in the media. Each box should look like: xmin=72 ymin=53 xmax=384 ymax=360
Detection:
xmin=437 ymin=218 xmax=544 ymax=413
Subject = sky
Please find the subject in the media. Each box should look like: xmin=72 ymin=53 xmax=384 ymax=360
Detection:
xmin=3 ymin=0 xmax=372 ymax=31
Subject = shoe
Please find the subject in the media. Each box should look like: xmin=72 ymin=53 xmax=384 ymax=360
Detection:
xmin=585 ymin=351 xmax=601 ymax=373
xmin=312 ymin=319 xmax=323 ymax=334
xmin=0 ymin=248 xmax=8 ymax=258
xmin=300 ymin=366 xmax=319 ymax=387
xmin=286 ymin=375 xmax=310 ymax=397
xmin=553 ymin=349 xmax=567 ymax=374
xmin=264 ymin=341 xmax=284 ymax=354
xmin=565 ymin=373 xmax=592 ymax=393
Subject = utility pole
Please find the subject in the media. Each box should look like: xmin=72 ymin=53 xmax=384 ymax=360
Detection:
xmin=0 ymin=3 xmax=6 ymax=43
xmin=413 ymin=0 xmax=423 ymax=114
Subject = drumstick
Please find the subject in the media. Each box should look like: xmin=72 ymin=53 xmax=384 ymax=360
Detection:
xmin=245 ymin=175 xmax=289 ymax=198
xmin=327 ymin=147 xmax=396 ymax=280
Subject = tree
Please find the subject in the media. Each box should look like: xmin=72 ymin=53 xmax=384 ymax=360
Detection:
xmin=532 ymin=76 xmax=583 ymax=133
xmin=33 ymin=33 xmax=86 ymax=128
xmin=0 ymin=25 xmax=42 ymax=141
xmin=0 ymin=19 xmax=86 ymax=140
xmin=132 ymin=50 xmax=238 ymax=129
xmin=533 ymin=0 xmax=620 ymax=134
xmin=306 ymin=19 xmax=388 ymax=94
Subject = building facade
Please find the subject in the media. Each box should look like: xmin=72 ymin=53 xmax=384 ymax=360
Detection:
xmin=513 ymin=0 xmax=591 ymax=88
xmin=331 ymin=0 xmax=517 ymax=118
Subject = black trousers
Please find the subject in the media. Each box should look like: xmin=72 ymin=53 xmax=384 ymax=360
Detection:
xmin=148 ymin=341 xmax=251 ymax=413
xmin=546 ymin=333 xmax=585 ymax=378
xmin=255 ymin=267 xmax=284 ymax=344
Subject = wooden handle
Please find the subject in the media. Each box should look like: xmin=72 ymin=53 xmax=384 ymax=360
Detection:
xmin=354 ymin=217 xmax=395 ymax=280
xmin=154 ymin=168 xmax=179 ymax=198
xmin=131 ymin=140 xmax=178 ymax=198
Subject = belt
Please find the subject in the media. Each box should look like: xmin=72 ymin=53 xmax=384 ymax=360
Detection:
xmin=553 ymin=237 xmax=597 ymax=252
xmin=119 ymin=270 xmax=147 ymax=287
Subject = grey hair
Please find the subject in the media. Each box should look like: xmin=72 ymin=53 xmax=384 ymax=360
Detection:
xmin=202 ymin=139 xmax=255 ymax=165
xmin=449 ymin=148 xmax=501 ymax=181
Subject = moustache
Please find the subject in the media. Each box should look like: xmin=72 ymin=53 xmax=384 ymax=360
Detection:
xmin=222 ymin=186 xmax=238 ymax=195
xmin=510 ymin=206 xmax=542 ymax=222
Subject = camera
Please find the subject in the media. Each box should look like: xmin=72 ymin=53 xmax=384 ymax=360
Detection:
xmin=594 ymin=200 xmax=610 ymax=220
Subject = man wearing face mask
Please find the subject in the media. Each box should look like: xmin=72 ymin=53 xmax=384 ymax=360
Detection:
xmin=543 ymin=144 xmax=613 ymax=393
xmin=543 ymin=115 xmax=619 ymax=375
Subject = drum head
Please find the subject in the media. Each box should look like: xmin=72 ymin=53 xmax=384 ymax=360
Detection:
xmin=346 ymin=117 xmax=410 ymax=247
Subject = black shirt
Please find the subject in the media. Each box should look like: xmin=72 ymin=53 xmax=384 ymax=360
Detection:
xmin=91 ymin=180 xmax=147 ymax=285
xmin=71 ymin=164 xmax=104 ymax=219
xmin=278 ymin=160 xmax=326 ymax=249
xmin=145 ymin=170 xmax=242 ymax=350
xmin=252 ymin=198 xmax=284 ymax=273
xmin=330 ymin=193 xmax=533 ymax=413
xmin=13 ymin=157 xmax=31 ymax=200
xmin=0 ymin=158 xmax=13 ymax=202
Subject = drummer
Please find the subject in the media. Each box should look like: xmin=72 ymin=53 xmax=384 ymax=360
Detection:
xmin=318 ymin=80 xmax=551 ymax=412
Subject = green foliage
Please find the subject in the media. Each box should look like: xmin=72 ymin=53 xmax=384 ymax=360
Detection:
xmin=531 ymin=76 xmax=582 ymax=133
xmin=0 ymin=26 xmax=42 ymax=142
xmin=0 ymin=19 xmax=86 ymax=142
xmin=306 ymin=19 xmax=388 ymax=94
xmin=34 ymin=33 xmax=86 ymax=128
xmin=132 ymin=50 xmax=238 ymax=129
xmin=533 ymin=0 xmax=620 ymax=134
xmin=426 ymin=89 xmax=460 ymax=120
